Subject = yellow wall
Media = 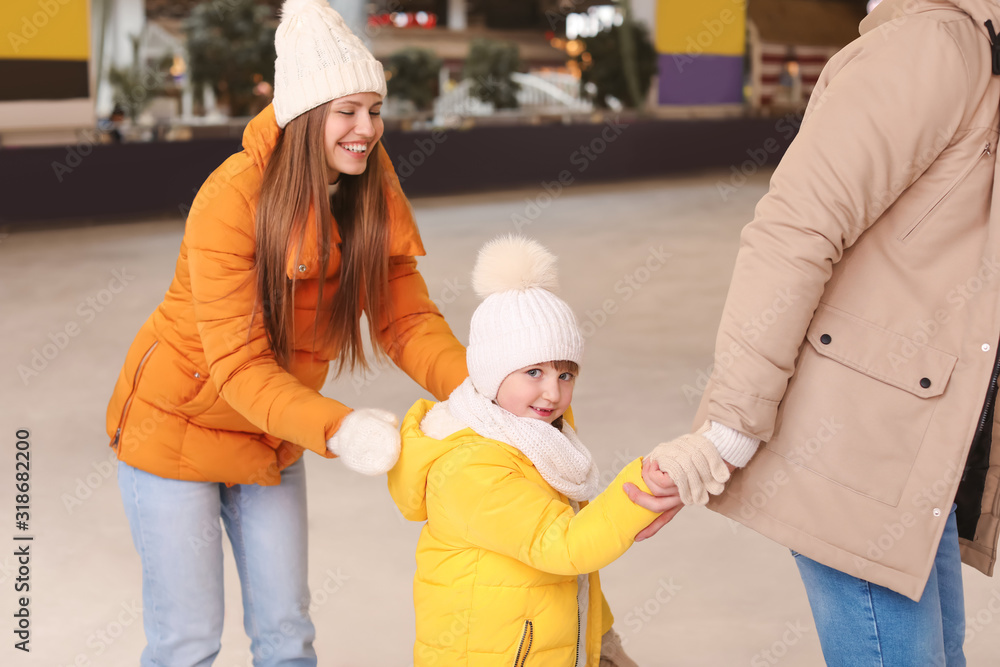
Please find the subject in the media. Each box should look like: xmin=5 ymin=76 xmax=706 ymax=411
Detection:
xmin=655 ymin=0 xmax=746 ymax=55
xmin=2 ymin=0 xmax=90 ymax=60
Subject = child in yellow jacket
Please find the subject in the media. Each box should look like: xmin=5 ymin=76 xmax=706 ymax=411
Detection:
xmin=384 ymin=236 xmax=679 ymax=666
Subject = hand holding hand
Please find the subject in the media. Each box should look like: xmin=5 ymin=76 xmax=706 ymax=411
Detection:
xmin=326 ymin=408 xmax=401 ymax=476
xmin=641 ymin=456 xmax=679 ymax=497
xmin=646 ymin=427 xmax=731 ymax=506
xmin=622 ymin=458 xmax=684 ymax=541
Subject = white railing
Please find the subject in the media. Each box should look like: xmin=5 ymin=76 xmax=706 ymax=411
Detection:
xmin=433 ymin=71 xmax=593 ymax=125
xmin=511 ymin=72 xmax=591 ymax=110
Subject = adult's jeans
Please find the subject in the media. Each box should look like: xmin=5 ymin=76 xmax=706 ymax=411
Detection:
xmin=118 ymin=458 xmax=317 ymax=667
xmin=793 ymin=504 xmax=965 ymax=667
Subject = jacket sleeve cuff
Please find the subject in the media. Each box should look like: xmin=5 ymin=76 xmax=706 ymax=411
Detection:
xmin=607 ymin=458 xmax=662 ymax=529
xmin=704 ymin=421 xmax=760 ymax=468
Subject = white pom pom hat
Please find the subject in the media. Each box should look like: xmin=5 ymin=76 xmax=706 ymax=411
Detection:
xmin=273 ymin=0 xmax=388 ymax=128
xmin=466 ymin=235 xmax=584 ymax=400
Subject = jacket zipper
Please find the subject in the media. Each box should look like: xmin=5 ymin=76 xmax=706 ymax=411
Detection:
xmin=980 ymin=345 xmax=1000 ymax=516
xmin=512 ymin=620 xmax=533 ymax=667
xmin=968 ymin=339 xmax=1000 ymax=522
xmin=111 ymin=341 xmax=158 ymax=450
xmin=899 ymin=142 xmax=992 ymax=242
xmin=971 ymin=341 xmax=1000 ymax=523
xmin=973 ymin=342 xmax=1000 ymax=443
xmin=574 ymin=606 xmax=581 ymax=667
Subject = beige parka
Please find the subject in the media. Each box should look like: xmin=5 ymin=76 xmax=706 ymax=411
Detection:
xmin=698 ymin=0 xmax=1000 ymax=601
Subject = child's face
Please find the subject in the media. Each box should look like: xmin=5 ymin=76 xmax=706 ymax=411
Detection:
xmin=495 ymin=362 xmax=576 ymax=424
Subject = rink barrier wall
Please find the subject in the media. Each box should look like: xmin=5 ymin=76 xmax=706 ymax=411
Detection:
xmin=0 ymin=116 xmax=797 ymax=224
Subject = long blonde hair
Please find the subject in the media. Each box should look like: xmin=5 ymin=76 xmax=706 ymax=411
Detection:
xmin=253 ymin=103 xmax=394 ymax=374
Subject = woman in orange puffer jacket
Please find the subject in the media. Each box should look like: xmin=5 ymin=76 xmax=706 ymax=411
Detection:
xmin=106 ymin=2 xmax=466 ymax=664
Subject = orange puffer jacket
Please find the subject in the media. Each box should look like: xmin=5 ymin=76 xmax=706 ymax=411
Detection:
xmin=105 ymin=105 xmax=468 ymax=486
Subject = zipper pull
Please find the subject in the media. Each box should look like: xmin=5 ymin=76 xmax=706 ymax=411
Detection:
xmin=112 ymin=428 xmax=121 ymax=448
xmin=986 ymin=142 xmax=992 ymax=156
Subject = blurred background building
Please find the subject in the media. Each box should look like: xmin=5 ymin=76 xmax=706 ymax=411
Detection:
xmin=2 ymin=0 xmax=870 ymax=143
xmin=0 ymin=0 xmax=871 ymax=222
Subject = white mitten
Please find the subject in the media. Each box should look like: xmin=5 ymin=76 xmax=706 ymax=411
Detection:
xmin=326 ymin=409 xmax=401 ymax=476
xmin=647 ymin=425 xmax=731 ymax=506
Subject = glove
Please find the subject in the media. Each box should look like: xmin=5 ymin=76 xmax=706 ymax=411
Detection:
xmin=600 ymin=628 xmax=639 ymax=667
xmin=326 ymin=408 xmax=401 ymax=476
xmin=647 ymin=424 xmax=731 ymax=506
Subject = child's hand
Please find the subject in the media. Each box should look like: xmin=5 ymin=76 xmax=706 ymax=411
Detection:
xmin=623 ymin=458 xmax=683 ymax=541
xmin=641 ymin=456 xmax=679 ymax=497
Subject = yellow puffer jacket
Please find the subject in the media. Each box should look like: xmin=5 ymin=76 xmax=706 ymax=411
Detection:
xmin=388 ymin=399 xmax=660 ymax=666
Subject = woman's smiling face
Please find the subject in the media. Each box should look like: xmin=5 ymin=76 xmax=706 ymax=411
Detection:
xmin=323 ymin=92 xmax=384 ymax=182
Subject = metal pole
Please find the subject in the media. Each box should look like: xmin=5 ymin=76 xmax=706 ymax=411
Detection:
xmin=617 ymin=0 xmax=644 ymax=111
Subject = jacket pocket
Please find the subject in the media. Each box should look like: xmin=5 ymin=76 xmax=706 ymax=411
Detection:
xmin=898 ymin=141 xmax=992 ymax=242
xmin=512 ymin=620 xmax=533 ymax=667
xmin=766 ymin=303 xmax=957 ymax=506
xmin=175 ymin=370 xmax=266 ymax=432
xmin=111 ymin=341 xmax=158 ymax=450
xmin=175 ymin=372 xmax=217 ymax=419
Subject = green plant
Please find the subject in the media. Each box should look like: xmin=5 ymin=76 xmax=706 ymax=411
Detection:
xmin=108 ymin=34 xmax=171 ymax=122
xmin=577 ymin=21 xmax=657 ymax=110
xmin=463 ymin=39 xmax=522 ymax=110
xmin=385 ymin=48 xmax=442 ymax=112
xmin=185 ymin=0 xmax=275 ymax=117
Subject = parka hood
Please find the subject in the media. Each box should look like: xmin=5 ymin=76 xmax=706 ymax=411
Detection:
xmin=389 ymin=399 xmax=477 ymax=521
xmin=861 ymin=0 xmax=1000 ymax=36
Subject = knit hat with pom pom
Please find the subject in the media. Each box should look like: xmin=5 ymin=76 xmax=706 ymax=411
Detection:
xmin=273 ymin=0 xmax=387 ymax=128
xmin=466 ymin=235 xmax=584 ymax=400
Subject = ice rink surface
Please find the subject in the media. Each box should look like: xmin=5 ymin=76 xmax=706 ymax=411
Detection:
xmin=2 ymin=169 xmax=999 ymax=665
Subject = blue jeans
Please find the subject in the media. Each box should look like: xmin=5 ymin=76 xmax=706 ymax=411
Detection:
xmin=118 ymin=458 xmax=317 ymax=667
xmin=793 ymin=504 xmax=965 ymax=667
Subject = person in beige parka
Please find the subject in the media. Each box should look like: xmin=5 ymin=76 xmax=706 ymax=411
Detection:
xmin=632 ymin=0 xmax=1000 ymax=664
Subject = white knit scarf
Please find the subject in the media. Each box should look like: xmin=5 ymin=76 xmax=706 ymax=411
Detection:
xmin=448 ymin=378 xmax=600 ymax=501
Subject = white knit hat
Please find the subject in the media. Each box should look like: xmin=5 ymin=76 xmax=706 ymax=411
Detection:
xmin=273 ymin=0 xmax=388 ymax=128
xmin=466 ymin=236 xmax=584 ymax=400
